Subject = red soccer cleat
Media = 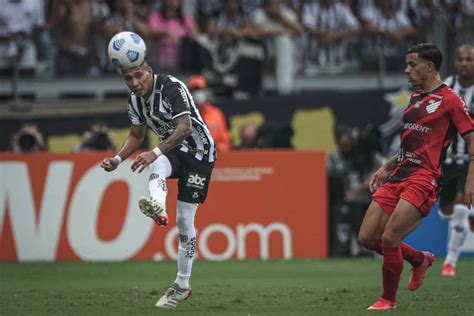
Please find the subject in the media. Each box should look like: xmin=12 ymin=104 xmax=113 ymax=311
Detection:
xmin=155 ymin=212 xmax=169 ymax=227
xmin=367 ymin=297 xmax=397 ymax=310
xmin=441 ymin=263 xmax=456 ymax=277
xmin=408 ymin=251 xmax=435 ymax=291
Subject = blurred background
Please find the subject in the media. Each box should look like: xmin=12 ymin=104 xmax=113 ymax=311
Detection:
xmin=1 ymin=0 xmax=474 ymax=259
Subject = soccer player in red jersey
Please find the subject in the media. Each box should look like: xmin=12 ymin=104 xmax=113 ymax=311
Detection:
xmin=358 ymin=43 xmax=474 ymax=310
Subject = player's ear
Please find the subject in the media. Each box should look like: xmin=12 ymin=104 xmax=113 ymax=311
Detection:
xmin=427 ymin=61 xmax=435 ymax=72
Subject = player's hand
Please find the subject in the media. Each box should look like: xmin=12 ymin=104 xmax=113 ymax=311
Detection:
xmin=464 ymin=176 xmax=474 ymax=208
xmin=100 ymin=157 xmax=120 ymax=172
xmin=369 ymin=166 xmax=388 ymax=193
xmin=131 ymin=151 xmax=158 ymax=173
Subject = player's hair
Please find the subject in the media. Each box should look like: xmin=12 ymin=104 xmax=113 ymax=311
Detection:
xmin=406 ymin=43 xmax=443 ymax=71
xmin=121 ymin=61 xmax=151 ymax=74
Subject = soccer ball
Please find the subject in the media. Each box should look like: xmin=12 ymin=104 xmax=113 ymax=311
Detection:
xmin=107 ymin=31 xmax=146 ymax=69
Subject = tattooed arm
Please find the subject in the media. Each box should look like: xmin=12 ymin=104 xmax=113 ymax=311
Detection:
xmin=157 ymin=114 xmax=193 ymax=153
xmin=131 ymin=114 xmax=193 ymax=173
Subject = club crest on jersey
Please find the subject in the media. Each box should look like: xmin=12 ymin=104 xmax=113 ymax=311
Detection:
xmin=426 ymin=99 xmax=442 ymax=114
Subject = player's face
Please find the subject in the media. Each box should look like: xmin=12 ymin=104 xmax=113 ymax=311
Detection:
xmin=454 ymin=47 xmax=474 ymax=79
xmin=405 ymin=53 xmax=431 ymax=87
xmin=122 ymin=65 xmax=153 ymax=97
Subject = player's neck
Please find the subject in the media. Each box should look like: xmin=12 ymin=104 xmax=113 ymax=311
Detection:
xmin=421 ymin=76 xmax=443 ymax=94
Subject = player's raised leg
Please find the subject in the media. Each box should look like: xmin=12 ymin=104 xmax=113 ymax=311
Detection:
xmin=155 ymin=200 xmax=197 ymax=308
xmin=139 ymin=155 xmax=171 ymax=227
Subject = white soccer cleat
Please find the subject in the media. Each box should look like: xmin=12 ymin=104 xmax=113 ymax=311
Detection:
xmin=155 ymin=283 xmax=192 ymax=308
xmin=138 ymin=197 xmax=169 ymax=227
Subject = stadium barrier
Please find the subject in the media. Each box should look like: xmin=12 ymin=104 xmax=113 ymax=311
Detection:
xmin=0 ymin=151 xmax=327 ymax=262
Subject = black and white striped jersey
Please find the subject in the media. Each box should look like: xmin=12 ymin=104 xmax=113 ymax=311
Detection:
xmin=127 ymin=74 xmax=216 ymax=163
xmin=443 ymin=75 xmax=474 ymax=166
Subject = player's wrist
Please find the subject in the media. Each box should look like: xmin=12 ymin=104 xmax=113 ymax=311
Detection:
xmin=152 ymin=147 xmax=162 ymax=157
xmin=114 ymin=155 xmax=123 ymax=164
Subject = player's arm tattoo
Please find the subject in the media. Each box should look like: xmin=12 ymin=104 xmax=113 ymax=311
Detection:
xmin=158 ymin=114 xmax=193 ymax=153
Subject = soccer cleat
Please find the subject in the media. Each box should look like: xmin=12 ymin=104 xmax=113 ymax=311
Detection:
xmin=441 ymin=263 xmax=456 ymax=277
xmin=408 ymin=251 xmax=435 ymax=291
xmin=155 ymin=283 xmax=192 ymax=308
xmin=367 ymin=297 xmax=397 ymax=310
xmin=138 ymin=197 xmax=169 ymax=227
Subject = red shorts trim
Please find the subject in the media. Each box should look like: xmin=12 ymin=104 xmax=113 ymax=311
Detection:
xmin=372 ymin=180 xmax=438 ymax=217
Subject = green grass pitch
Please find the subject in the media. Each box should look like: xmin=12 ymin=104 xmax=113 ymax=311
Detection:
xmin=1 ymin=258 xmax=473 ymax=315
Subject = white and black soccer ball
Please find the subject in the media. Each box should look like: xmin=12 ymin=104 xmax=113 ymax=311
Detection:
xmin=107 ymin=31 xmax=146 ymax=69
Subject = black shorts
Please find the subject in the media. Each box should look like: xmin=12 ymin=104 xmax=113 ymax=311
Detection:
xmin=439 ymin=164 xmax=467 ymax=207
xmin=165 ymin=149 xmax=215 ymax=203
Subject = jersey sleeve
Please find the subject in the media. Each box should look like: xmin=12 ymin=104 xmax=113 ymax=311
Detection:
xmin=447 ymin=94 xmax=474 ymax=136
xmin=163 ymin=77 xmax=192 ymax=119
xmin=127 ymin=95 xmax=145 ymax=126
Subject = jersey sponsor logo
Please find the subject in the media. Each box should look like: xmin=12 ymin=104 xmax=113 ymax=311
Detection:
xmin=404 ymin=123 xmax=432 ymax=133
xmin=187 ymin=173 xmax=207 ymax=189
xmin=178 ymin=86 xmax=190 ymax=108
xmin=195 ymin=124 xmax=209 ymax=145
xmin=156 ymin=122 xmax=175 ymax=135
xmin=426 ymin=99 xmax=442 ymax=114
xmin=397 ymin=149 xmax=422 ymax=164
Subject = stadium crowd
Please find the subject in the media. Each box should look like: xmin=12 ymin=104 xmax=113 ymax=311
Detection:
xmin=1 ymin=0 xmax=473 ymax=95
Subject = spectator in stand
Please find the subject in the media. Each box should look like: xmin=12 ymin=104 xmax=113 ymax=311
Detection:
xmin=235 ymin=122 xmax=262 ymax=149
xmin=400 ymin=0 xmax=439 ymax=43
xmin=252 ymin=0 xmax=303 ymax=95
xmin=359 ymin=0 xmax=415 ymax=71
xmin=50 ymin=0 xmax=106 ymax=75
xmin=0 ymin=0 xmax=46 ymax=72
xmin=73 ymin=120 xmax=115 ymax=152
xmin=102 ymin=0 xmax=149 ymax=39
xmin=147 ymin=0 xmax=198 ymax=71
xmin=302 ymin=0 xmax=360 ymax=74
xmin=198 ymin=0 xmax=264 ymax=97
xmin=9 ymin=122 xmax=47 ymax=153
xmin=187 ymin=0 xmax=221 ymax=18
xmin=187 ymin=74 xmax=232 ymax=152
xmin=460 ymin=0 xmax=474 ymax=45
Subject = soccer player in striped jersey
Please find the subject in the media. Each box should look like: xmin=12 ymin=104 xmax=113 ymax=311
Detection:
xmin=439 ymin=44 xmax=474 ymax=277
xmin=100 ymin=61 xmax=216 ymax=308
xmin=358 ymin=43 xmax=474 ymax=310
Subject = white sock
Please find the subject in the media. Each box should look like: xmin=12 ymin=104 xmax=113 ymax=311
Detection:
xmin=174 ymin=200 xmax=198 ymax=289
xmin=445 ymin=203 xmax=470 ymax=266
xmin=148 ymin=155 xmax=172 ymax=207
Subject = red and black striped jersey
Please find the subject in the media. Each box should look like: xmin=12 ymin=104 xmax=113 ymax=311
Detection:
xmin=388 ymin=84 xmax=474 ymax=185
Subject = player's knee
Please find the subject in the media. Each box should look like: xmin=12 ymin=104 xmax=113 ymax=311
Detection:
xmin=358 ymin=231 xmax=377 ymax=250
xmin=381 ymin=230 xmax=401 ymax=248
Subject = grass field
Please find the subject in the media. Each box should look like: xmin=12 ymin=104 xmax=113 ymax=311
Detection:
xmin=1 ymin=258 xmax=473 ymax=315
